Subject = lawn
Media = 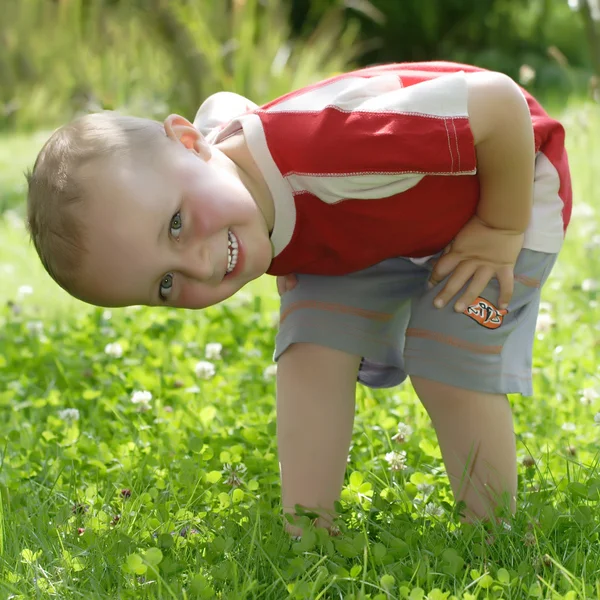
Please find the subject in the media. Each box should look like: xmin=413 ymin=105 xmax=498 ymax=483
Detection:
xmin=0 ymin=100 xmax=599 ymax=599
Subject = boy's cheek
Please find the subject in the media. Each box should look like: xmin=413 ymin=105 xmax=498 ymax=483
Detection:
xmin=175 ymin=285 xmax=206 ymax=310
xmin=175 ymin=282 xmax=227 ymax=310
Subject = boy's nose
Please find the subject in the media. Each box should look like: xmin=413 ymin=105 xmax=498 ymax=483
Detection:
xmin=181 ymin=243 xmax=216 ymax=282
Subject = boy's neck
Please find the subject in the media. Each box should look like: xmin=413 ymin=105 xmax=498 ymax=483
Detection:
xmin=215 ymin=132 xmax=275 ymax=233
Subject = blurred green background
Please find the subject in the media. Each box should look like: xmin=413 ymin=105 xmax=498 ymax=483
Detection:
xmin=1 ymin=0 xmax=598 ymax=136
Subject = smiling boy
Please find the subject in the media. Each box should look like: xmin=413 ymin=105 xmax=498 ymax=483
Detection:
xmin=27 ymin=62 xmax=571 ymax=533
xmin=28 ymin=111 xmax=274 ymax=308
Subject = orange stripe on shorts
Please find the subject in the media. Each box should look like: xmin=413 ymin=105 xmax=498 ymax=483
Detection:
xmin=280 ymin=300 xmax=393 ymax=326
xmin=515 ymin=275 xmax=541 ymax=288
xmin=406 ymin=328 xmax=503 ymax=354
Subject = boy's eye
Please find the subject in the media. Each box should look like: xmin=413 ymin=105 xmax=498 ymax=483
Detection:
xmin=159 ymin=273 xmax=174 ymax=300
xmin=170 ymin=211 xmax=183 ymax=238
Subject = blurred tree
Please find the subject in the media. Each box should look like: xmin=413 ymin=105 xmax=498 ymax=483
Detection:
xmin=0 ymin=0 xmax=360 ymax=130
xmin=288 ymin=0 xmax=589 ymax=83
xmin=569 ymin=0 xmax=600 ymax=77
xmin=139 ymin=0 xmax=208 ymax=102
xmin=290 ymin=0 xmax=523 ymax=62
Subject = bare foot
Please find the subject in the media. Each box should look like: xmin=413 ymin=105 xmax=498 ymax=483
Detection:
xmin=283 ymin=515 xmax=340 ymax=538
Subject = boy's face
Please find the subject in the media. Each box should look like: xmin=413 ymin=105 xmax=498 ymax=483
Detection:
xmin=76 ymin=116 xmax=273 ymax=309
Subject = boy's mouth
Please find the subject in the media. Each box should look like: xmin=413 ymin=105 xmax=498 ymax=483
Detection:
xmin=226 ymin=230 xmax=239 ymax=274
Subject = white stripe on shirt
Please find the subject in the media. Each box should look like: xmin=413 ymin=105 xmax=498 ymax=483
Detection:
xmin=265 ymin=72 xmax=469 ymax=119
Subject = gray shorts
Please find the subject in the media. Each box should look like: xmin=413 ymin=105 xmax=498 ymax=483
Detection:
xmin=274 ymin=249 xmax=557 ymax=396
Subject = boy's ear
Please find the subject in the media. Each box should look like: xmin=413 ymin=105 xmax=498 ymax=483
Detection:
xmin=163 ymin=114 xmax=211 ymax=161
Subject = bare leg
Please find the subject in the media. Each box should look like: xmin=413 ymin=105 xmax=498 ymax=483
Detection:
xmin=276 ymin=343 xmax=361 ymax=535
xmin=410 ymin=376 xmax=517 ymax=521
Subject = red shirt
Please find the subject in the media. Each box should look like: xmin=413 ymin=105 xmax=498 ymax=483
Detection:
xmin=213 ymin=62 xmax=571 ymax=276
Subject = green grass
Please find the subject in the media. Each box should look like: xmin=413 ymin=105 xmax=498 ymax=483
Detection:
xmin=0 ymin=103 xmax=599 ymax=599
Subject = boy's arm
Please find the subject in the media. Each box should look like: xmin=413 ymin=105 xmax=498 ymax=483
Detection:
xmin=467 ymin=71 xmax=535 ymax=232
xmin=276 ymin=343 xmax=361 ymax=535
xmin=429 ymin=71 xmax=536 ymax=311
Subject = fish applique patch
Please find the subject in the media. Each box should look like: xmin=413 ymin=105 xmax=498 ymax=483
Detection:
xmin=463 ymin=297 xmax=508 ymax=329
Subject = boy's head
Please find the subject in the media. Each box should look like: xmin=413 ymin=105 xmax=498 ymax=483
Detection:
xmin=26 ymin=111 xmax=273 ymax=309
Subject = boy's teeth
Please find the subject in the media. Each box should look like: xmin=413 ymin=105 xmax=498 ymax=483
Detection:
xmin=226 ymin=230 xmax=239 ymax=274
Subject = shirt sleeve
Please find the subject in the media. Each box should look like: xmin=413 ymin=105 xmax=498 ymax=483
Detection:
xmin=193 ymin=92 xmax=258 ymax=142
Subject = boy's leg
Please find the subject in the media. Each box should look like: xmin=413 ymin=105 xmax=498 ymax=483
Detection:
xmin=277 ymin=343 xmax=361 ymax=535
xmin=404 ymin=249 xmax=557 ymax=521
xmin=274 ymin=259 xmax=426 ymax=534
xmin=410 ymin=377 xmax=517 ymax=521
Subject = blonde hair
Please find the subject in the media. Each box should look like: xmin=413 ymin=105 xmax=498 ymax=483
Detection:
xmin=26 ymin=112 xmax=165 ymax=296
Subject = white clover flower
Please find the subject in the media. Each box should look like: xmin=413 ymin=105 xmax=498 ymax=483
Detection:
xmin=424 ymin=502 xmax=444 ymax=517
xmin=263 ymin=364 xmax=278 ymax=380
xmin=26 ymin=321 xmax=44 ymax=335
xmin=205 ymin=342 xmax=223 ymax=360
xmin=581 ymin=279 xmax=599 ymax=292
xmin=222 ymin=463 xmax=247 ymax=487
xmin=580 ymin=388 xmax=599 ymax=405
xmin=392 ymin=422 xmax=413 ymax=443
xmin=102 ymin=310 xmax=112 ymax=321
xmin=58 ymin=408 xmax=80 ymax=422
xmin=385 ymin=450 xmax=407 ymax=471
xmin=594 ymin=413 xmax=600 ymax=425
xmin=131 ymin=390 xmax=152 ymax=411
xmin=416 ymin=483 xmax=435 ymax=497
xmin=104 ymin=342 xmax=123 ymax=358
xmin=535 ymin=312 xmax=555 ymax=333
xmin=17 ymin=285 xmax=33 ymax=299
xmin=195 ymin=360 xmax=216 ymax=379
xmin=561 ymin=422 xmax=576 ymax=432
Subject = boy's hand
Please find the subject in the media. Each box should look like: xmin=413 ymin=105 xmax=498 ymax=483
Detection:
xmin=428 ymin=215 xmax=524 ymax=312
xmin=277 ymin=274 xmax=298 ymax=296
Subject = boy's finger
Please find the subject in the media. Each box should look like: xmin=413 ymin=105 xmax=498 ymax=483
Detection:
xmin=433 ymin=262 xmax=474 ymax=308
xmin=454 ymin=267 xmax=494 ymax=312
xmin=428 ymin=252 xmax=461 ymax=288
xmin=285 ymin=274 xmax=299 ymax=292
xmin=497 ymin=268 xmax=514 ymax=309
xmin=276 ymin=274 xmax=299 ymax=296
xmin=276 ymin=277 xmax=287 ymax=296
